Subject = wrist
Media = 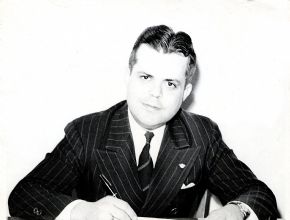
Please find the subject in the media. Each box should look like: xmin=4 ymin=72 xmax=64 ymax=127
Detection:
xmin=227 ymin=201 xmax=250 ymax=220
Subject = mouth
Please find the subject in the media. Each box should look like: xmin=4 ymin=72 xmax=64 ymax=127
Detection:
xmin=142 ymin=103 xmax=161 ymax=111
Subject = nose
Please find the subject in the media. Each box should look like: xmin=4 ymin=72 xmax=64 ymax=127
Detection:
xmin=149 ymin=83 xmax=162 ymax=98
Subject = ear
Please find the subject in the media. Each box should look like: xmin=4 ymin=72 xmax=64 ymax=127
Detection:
xmin=183 ymin=83 xmax=192 ymax=101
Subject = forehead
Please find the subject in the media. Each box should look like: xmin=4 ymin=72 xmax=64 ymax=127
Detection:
xmin=134 ymin=44 xmax=189 ymax=79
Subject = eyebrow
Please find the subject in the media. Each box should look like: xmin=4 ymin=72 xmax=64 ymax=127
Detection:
xmin=138 ymin=72 xmax=153 ymax=78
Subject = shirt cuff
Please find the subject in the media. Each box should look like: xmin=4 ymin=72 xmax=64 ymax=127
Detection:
xmin=55 ymin=199 xmax=83 ymax=220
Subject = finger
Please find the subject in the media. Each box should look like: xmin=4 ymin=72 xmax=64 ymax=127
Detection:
xmin=109 ymin=205 xmax=131 ymax=220
xmin=98 ymin=204 xmax=130 ymax=220
xmin=104 ymin=196 xmax=137 ymax=220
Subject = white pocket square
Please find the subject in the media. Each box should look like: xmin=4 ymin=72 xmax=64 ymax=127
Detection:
xmin=179 ymin=163 xmax=186 ymax=169
xmin=181 ymin=182 xmax=195 ymax=189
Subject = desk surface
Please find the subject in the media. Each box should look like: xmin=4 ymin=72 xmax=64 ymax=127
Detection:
xmin=8 ymin=218 xmax=284 ymax=220
xmin=8 ymin=218 xmax=198 ymax=220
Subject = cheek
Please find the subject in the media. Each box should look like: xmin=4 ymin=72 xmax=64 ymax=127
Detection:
xmin=163 ymin=90 xmax=184 ymax=106
xmin=129 ymin=80 xmax=146 ymax=95
xmin=127 ymin=82 xmax=139 ymax=98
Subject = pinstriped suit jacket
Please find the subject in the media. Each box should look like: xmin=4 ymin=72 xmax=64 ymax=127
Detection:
xmin=8 ymin=101 xmax=279 ymax=219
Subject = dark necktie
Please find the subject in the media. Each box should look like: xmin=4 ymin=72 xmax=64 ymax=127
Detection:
xmin=138 ymin=131 xmax=154 ymax=192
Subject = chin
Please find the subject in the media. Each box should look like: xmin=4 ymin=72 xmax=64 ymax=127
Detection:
xmin=143 ymin=124 xmax=161 ymax=130
xmin=142 ymin=120 xmax=165 ymax=130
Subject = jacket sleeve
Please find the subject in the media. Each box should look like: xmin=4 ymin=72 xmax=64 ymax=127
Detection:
xmin=8 ymin=121 xmax=86 ymax=219
xmin=204 ymin=122 xmax=280 ymax=220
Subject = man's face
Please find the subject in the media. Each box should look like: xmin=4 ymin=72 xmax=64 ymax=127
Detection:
xmin=126 ymin=44 xmax=192 ymax=130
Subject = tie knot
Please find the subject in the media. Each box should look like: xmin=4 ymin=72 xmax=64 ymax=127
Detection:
xmin=145 ymin=131 xmax=154 ymax=144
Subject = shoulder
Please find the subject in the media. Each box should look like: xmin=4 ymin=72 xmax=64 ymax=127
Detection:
xmin=179 ymin=109 xmax=219 ymax=133
xmin=64 ymin=100 xmax=127 ymax=135
xmin=174 ymin=109 xmax=223 ymax=148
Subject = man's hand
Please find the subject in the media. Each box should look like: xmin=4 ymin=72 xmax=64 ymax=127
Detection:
xmin=70 ymin=196 xmax=137 ymax=220
xmin=206 ymin=204 xmax=244 ymax=220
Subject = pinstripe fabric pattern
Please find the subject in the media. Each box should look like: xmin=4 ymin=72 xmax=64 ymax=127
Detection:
xmin=8 ymin=101 xmax=279 ymax=219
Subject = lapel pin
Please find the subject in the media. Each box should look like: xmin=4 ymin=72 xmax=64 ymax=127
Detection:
xmin=179 ymin=163 xmax=186 ymax=169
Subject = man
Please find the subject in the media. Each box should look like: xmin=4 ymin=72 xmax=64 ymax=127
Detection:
xmin=9 ymin=25 xmax=279 ymax=220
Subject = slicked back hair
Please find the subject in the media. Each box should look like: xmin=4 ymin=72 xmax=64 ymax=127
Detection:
xmin=129 ymin=25 xmax=197 ymax=84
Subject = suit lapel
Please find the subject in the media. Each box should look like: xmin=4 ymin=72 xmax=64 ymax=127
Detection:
xmin=94 ymin=104 xmax=144 ymax=213
xmin=140 ymin=114 xmax=202 ymax=217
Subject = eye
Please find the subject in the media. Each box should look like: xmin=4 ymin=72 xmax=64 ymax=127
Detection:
xmin=167 ymin=81 xmax=177 ymax=88
xmin=140 ymin=74 xmax=151 ymax=80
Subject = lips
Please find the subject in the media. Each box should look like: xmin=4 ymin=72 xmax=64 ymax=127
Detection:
xmin=142 ymin=102 xmax=161 ymax=111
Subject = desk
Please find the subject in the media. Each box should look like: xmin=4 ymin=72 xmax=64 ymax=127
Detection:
xmin=8 ymin=218 xmax=284 ymax=220
xmin=8 ymin=218 xmax=198 ymax=220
